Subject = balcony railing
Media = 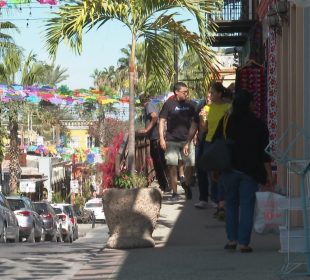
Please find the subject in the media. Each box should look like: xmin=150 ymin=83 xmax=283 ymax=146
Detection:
xmin=59 ymin=120 xmax=95 ymax=129
xmin=211 ymin=0 xmax=251 ymax=21
xmin=210 ymin=0 xmax=255 ymax=47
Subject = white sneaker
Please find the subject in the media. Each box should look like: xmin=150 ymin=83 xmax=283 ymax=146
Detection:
xmin=210 ymin=201 xmax=218 ymax=208
xmin=194 ymin=201 xmax=208 ymax=209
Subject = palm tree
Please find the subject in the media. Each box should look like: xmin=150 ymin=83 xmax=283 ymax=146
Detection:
xmin=37 ymin=63 xmax=69 ymax=87
xmin=117 ymin=43 xmax=147 ymax=94
xmin=0 ymin=21 xmax=20 ymax=191
xmin=180 ymin=48 xmax=205 ymax=98
xmin=90 ymin=68 xmax=104 ymax=89
xmin=45 ymin=0 xmax=219 ymax=175
xmin=0 ymin=49 xmax=46 ymax=193
xmin=0 ymin=21 xmax=20 ymax=56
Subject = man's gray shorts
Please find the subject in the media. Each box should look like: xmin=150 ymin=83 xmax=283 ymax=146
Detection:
xmin=165 ymin=141 xmax=195 ymax=166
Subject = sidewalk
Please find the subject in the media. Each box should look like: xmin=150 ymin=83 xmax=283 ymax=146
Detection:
xmin=72 ymin=185 xmax=300 ymax=280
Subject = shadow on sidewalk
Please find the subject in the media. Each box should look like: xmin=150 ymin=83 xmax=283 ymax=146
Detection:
xmin=72 ymin=188 xmax=287 ymax=280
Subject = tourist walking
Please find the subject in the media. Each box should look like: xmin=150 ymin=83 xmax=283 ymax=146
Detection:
xmin=138 ymin=93 xmax=170 ymax=192
xmin=213 ymin=90 xmax=273 ymax=253
xmin=184 ymin=82 xmax=231 ymax=213
xmin=184 ymin=96 xmax=208 ymax=208
xmin=159 ymin=82 xmax=196 ymax=201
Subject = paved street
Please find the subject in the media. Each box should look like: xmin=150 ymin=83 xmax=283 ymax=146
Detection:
xmin=0 ymin=223 xmax=109 ymax=280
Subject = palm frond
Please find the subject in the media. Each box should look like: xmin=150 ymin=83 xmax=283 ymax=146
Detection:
xmin=45 ymin=1 xmax=129 ymax=56
xmin=143 ymin=15 xmax=218 ymax=84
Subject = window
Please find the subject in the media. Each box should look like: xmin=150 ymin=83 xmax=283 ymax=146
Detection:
xmin=87 ymin=135 xmax=95 ymax=148
xmin=0 ymin=193 xmax=4 ymax=206
xmin=69 ymin=136 xmax=80 ymax=148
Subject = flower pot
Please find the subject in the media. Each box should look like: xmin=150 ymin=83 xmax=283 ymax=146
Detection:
xmin=102 ymin=188 xmax=162 ymax=249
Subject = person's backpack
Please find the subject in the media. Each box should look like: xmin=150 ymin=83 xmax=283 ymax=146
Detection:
xmin=199 ymin=114 xmax=232 ymax=172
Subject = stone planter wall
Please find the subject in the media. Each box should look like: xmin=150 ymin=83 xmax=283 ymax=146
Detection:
xmin=102 ymin=187 xmax=162 ymax=249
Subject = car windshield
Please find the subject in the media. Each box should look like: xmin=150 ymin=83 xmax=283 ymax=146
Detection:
xmin=85 ymin=202 xmax=102 ymax=208
xmin=64 ymin=206 xmax=73 ymax=216
xmin=7 ymin=199 xmax=25 ymax=211
xmin=53 ymin=207 xmax=62 ymax=214
xmin=34 ymin=203 xmax=48 ymax=213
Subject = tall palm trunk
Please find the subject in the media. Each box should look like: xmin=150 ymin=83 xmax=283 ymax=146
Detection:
xmin=8 ymin=109 xmax=19 ymax=194
xmin=98 ymin=108 xmax=105 ymax=146
xmin=55 ymin=124 xmax=61 ymax=145
xmin=128 ymin=33 xmax=137 ymax=175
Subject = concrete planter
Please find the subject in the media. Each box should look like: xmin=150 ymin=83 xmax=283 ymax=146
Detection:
xmin=102 ymin=187 xmax=162 ymax=249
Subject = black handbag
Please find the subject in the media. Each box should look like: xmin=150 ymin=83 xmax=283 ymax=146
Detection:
xmin=198 ymin=114 xmax=232 ymax=172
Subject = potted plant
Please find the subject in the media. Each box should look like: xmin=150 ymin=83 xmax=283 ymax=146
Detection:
xmin=101 ymin=133 xmax=161 ymax=249
xmin=102 ymin=170 xmax=162 ymax=249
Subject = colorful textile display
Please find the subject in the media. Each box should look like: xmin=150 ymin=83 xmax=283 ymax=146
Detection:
xmin=235 ymin=60 xmax=267 ymax=120
xmin=266 ymin=28 xmax=278 ymax=152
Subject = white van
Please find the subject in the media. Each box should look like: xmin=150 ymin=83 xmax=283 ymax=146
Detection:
xmin=84 ymin=198 xmax=105 ymax=223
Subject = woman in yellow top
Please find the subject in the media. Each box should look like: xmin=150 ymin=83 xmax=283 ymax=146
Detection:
xmin=184 ymin=82 xmax=231 ymax=213
xmin=201 ymin=96 xmax=231 ymax=142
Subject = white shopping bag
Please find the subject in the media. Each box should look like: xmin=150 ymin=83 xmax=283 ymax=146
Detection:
xmin=254 ymin=191 xmax=286 ymax=234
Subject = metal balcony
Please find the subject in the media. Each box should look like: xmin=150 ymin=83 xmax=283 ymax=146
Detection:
xmin=210 ymin=0 xmax=256 ymax=47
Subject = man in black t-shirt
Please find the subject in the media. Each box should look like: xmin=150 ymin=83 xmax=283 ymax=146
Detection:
xmin=159 ymin=82 xmax=196 ymax=201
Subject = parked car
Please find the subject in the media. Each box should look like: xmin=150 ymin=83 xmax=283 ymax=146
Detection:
xmin=52 ymin=204 xmax=75 ymax=243
xmin=0 ymin=192 xmax=19 ymax=243
xmin=33 ymin=201 xmax=62 ymax=242
xmin=59 ymin=204 xmax=79 ymax=241
xmin=84 ymin=198 xmax=105 ymax=223
xmin=7 ymin=196 xmax=44 ymax=243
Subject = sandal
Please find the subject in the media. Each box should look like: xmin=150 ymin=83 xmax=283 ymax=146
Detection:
xmin=224 ymin=243 xmax=237 ymax=250
xmin=240 ymin=246 xmax=253 ymax=253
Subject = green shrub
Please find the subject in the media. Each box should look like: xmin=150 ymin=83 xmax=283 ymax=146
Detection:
xmin=52 ymin=192 xmax=64 ymax=203
xmin=131 ymin=173 xmax=148 ymax=188
xmin=74 ymin=195 xmax=85 ymax=208
xmin=113 ymin=171 xmax=148 ymax=189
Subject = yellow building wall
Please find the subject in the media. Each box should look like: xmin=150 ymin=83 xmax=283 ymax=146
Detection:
xmin=69 ymin=129 xmax=88 ymax=150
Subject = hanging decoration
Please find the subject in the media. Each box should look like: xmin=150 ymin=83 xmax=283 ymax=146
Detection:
xmin=0 ymin=0 xmax=74 ymax=8
xmin=0 ymin=84 xmax=125 ymax=105
xmin=37 ymin=0 xmax=58 ymax=4
xmin=235 ymin=60 xmax=267 ymax=121
xmin=0 ymin=1 xmax=7 ymax=8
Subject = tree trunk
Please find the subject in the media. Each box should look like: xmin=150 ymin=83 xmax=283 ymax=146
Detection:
xmin=98 ymin=107 xmax=105 ymax=147
xmin=0 ymin=110 xmax=3 ymax=188
xmin=55 ymin=124 xmax=61 ymax=146
xmin=128 ymin=34 xmax=137 ymax=175
xmin=173 ymin=33 xmax=179 ymax=84
xmin=9 ymin=109 xmax=19 ymax=194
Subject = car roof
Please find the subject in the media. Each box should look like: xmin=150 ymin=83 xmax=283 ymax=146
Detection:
xmin=6 ymin=196 xmax=30 ymax=200
xmin=86 ymin=198 xmax=102 ymax=203
xmin=33 ymin=201 xmax=49 ymax=204
xmin=55 ymin=203 xmax=71 ymax=206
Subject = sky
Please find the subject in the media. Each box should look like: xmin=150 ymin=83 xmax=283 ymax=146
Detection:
xmin=0 ymin=2 xmax=198 ymax=90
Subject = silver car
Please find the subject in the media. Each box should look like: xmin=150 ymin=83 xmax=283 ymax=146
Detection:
xmin=34 ymin=201 xmax=62 ymax=242
xmin=0 ymin=192 xmax=19 ymax=243
xmin=7 ymin=196 xmax=44 ymax=243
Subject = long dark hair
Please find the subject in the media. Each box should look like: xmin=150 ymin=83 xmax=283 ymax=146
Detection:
xmin=210 ymin=81 xmax=232 ymax=100
xmin=231 ymin=90 xmax=253 ymax=117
